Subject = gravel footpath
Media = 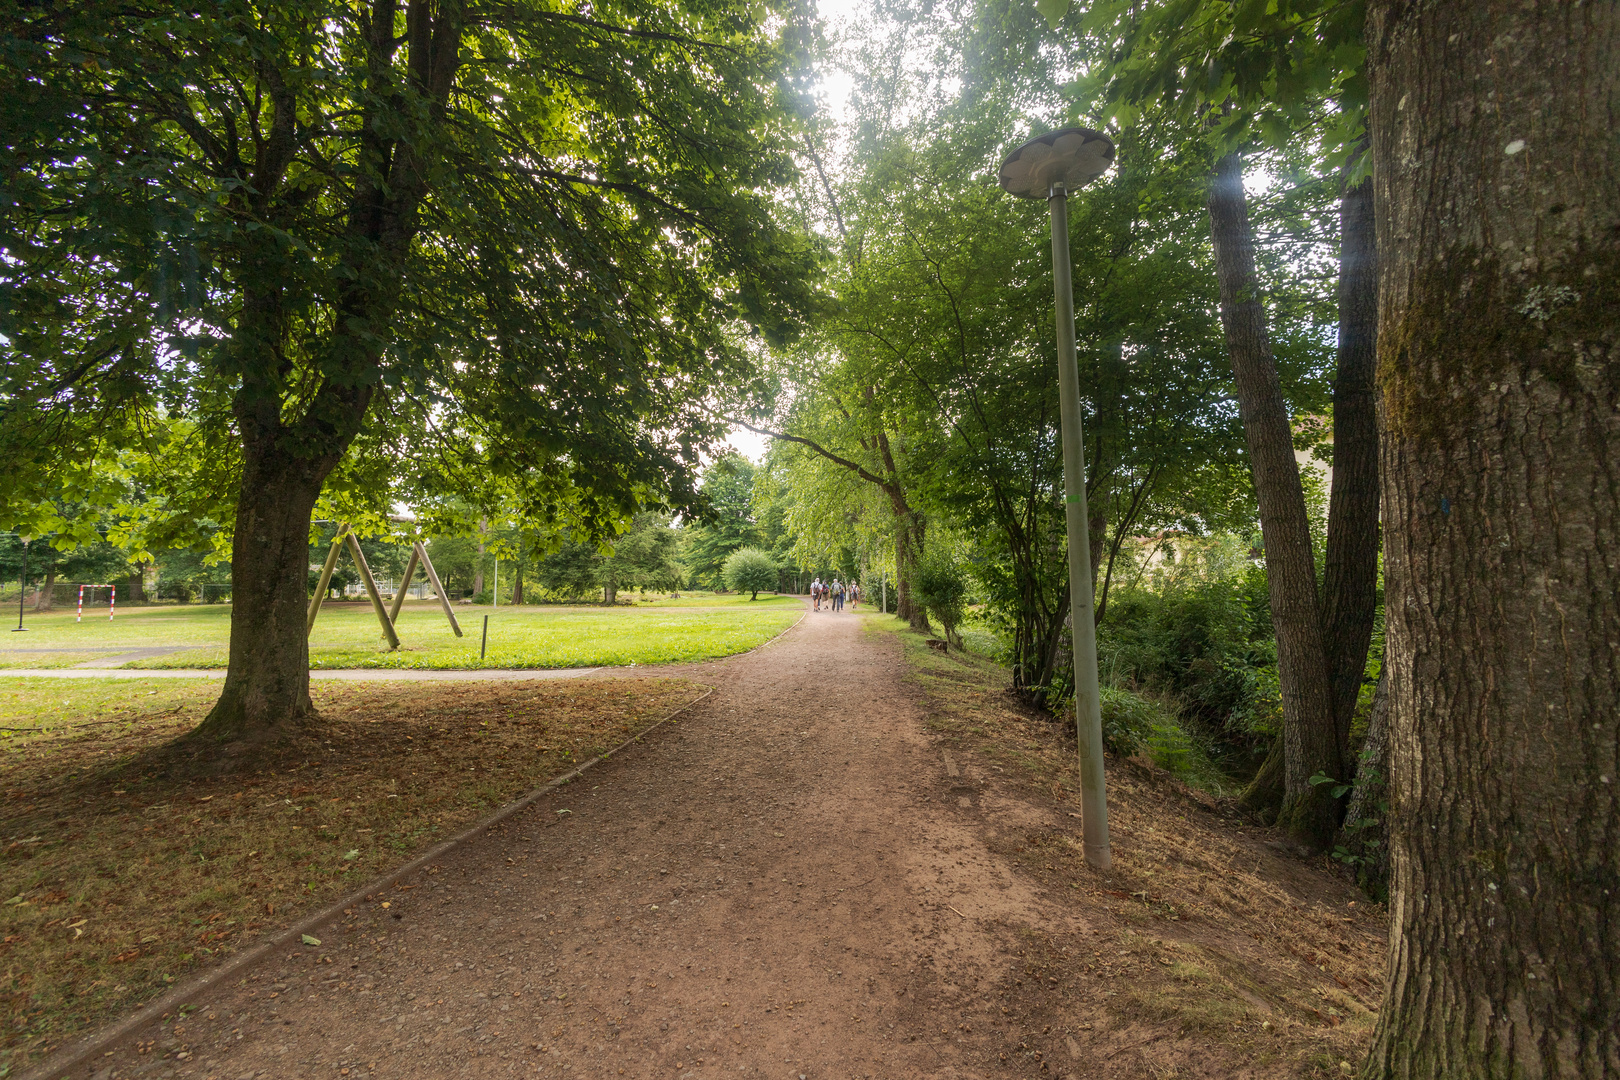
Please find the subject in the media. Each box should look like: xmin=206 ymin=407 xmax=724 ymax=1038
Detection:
xmin=44 ymin=608 xmax=1084 ymax=1080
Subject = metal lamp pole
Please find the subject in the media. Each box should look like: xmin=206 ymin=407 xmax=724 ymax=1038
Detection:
xmin=1047 ymin=183 xmax=1110 ymax=870
xmin=13 ymin=534 xmax=30 ymax=632
xmin=999 ymin=128 xmax=1116 ymax=869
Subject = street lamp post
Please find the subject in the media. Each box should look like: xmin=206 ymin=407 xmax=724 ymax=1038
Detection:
xmin=13 ymin=534 xmax=31 ymax=632
xmin=999 ymin=128 xmax=1116 ymax=869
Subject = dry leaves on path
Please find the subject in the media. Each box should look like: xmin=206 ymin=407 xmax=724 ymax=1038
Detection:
xmin=0 ymin=676 xmax=704 ymax=1069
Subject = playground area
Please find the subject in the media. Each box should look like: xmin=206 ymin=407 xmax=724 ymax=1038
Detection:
xmin=0 ymin=593 xmax=802 ymax=671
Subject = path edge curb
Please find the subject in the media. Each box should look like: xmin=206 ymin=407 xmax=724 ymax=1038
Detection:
xmin=20 ymin=684 xmax=717 ymax=1080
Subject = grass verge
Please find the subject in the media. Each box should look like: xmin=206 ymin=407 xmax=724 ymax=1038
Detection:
xmin=154 ymin=605 xmax=798 ymax=670
xmin=0 ymin=602 xmax=803 ymax=672
xmin=865 ymin=614 xmax=1386 ymax=1079
xmin=0 ymin=675 xmax=705 ymax=1070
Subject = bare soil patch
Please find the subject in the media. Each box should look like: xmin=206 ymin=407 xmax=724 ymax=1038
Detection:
xmin=1 ymin=677 xmax=705 ymax=1070
xmin=880 ymin=619 xmax=1386 ymax=1077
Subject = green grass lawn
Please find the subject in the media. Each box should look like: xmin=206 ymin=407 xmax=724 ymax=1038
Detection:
xmin=629 ymin=591 xmax=803 ymax=608
xmin=0 ymin=595 xmax=803 ymax=671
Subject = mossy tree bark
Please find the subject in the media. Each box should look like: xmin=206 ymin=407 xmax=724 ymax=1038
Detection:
xmin=1208 ymin=149 xmax=1343 ymax=848
xmin=1363 ymin=1 xmax=1619 ymax=1074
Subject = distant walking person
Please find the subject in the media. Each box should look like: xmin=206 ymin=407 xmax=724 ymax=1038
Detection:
xmin=832 ymin=579 xmax=845 ymax=612
xmin=811 ymin=577 xmax=823 ymax=611
xmin=849 ymin=582 xmax=859 ymax=609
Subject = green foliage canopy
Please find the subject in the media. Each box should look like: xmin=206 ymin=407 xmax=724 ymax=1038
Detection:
xmin=681 ymin=452 xmax=764 ymax=588
xmin=0 ymin=0 xmax=822 ymax=546
xmin=722 ymin=546 xmax=778 ymax=600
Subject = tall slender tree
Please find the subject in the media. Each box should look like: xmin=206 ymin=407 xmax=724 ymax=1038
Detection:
xmin=1059 ymin=0 xmax=1381 ymax=845
xmin=1206 ymin=146 xmax=1342 ymax=842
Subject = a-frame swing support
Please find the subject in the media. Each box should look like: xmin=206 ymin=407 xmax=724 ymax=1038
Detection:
xmin=306 ymin=526 xmax=463 ymax=649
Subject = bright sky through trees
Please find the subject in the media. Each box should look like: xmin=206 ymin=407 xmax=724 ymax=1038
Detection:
xmin=724 ymin=0 xmax=859 ymax=463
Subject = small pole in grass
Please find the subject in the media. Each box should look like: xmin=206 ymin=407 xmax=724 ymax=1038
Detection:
xmin=12 ymin=534 xmax=29 ymax=632
xmin=480 ymin=614 xmax=489 ymax=660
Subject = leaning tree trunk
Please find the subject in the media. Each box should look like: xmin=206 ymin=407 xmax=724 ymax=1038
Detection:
xmin=1320 ymin=164 xmax=1381 ymax=769
xmin=1240 ymin=738 xmax=1286 ymax=819
xmin=1208 ymin=149 xmax=1343 ymax=848
xmin=1363 ymin=2 xmax=1620 ymax=1075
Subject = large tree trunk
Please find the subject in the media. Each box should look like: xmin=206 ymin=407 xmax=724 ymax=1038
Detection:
xmin=195 ymin=439 xmax=334 ymax=742
xmin=1207 ymin=149 xmax=1343 ymax=848
xmin=1363 ymin=2 xmax=1620 ymax=1075
xmin=1321 ymin=166 xmax=1381 ymax=769
xmin=32 ymin=565 xmax=55 ymax=611
xmin=191 ymin=0 xmax=459 ymax=750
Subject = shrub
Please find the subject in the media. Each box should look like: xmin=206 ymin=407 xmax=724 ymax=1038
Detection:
xmin=1098 ymin=686 xmax=1231 ymax=794
xmin=1098 ymin=565 xmax=1274 ymax=739
xmin=914 ymin=549 xmax=969 ymax=644
xmin=722 ymin=547 xmax=778 ymax=600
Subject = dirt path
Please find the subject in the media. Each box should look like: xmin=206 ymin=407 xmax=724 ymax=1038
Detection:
xmin=54 ymin=605 xmax=1105 ymax=1080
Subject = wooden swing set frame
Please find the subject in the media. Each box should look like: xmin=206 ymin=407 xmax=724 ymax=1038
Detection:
xmin=306 ymin=524 xmax=462 ymax=650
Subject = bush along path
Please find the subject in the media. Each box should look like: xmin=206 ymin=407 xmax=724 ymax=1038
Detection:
xmin=33 ymin=608 xmax=1387 ymax=1080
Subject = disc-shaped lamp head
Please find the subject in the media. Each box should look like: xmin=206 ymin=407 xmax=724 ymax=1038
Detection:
xmin=998 ymin=128 xmax=1115 ymax=198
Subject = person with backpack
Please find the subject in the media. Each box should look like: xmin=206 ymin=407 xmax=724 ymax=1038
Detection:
xmin=811 ymin=577 xmax=822 ymax=611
